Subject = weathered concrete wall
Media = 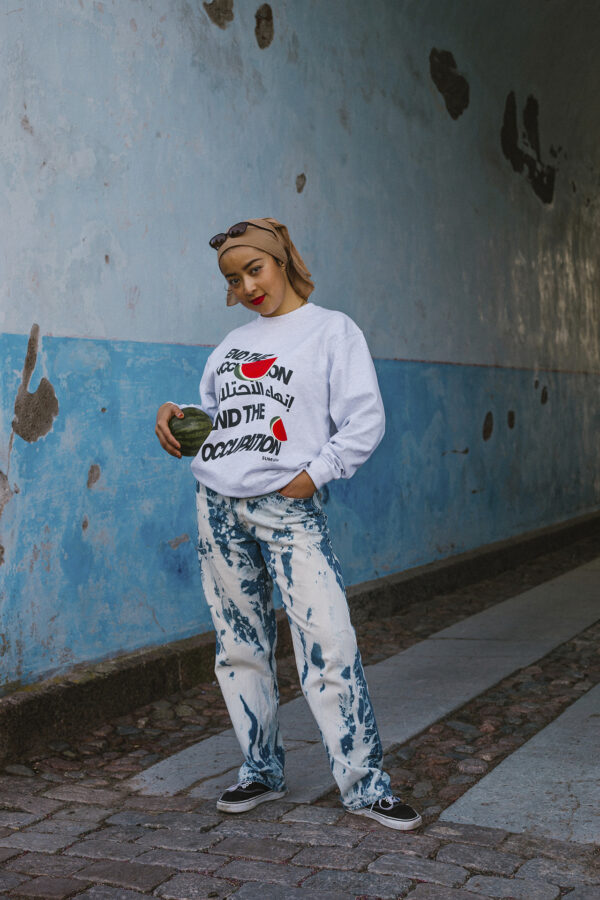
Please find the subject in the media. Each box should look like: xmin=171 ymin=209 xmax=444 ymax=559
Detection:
xmin=2 ymin=0 xmax=600 ymax=691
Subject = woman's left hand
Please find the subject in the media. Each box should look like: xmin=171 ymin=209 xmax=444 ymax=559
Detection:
xmin=278 ymin=470 xmax=317 ymax=499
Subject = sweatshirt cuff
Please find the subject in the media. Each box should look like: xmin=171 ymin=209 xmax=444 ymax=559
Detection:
xmin=306 ymin=456 xmax=334 ymax=491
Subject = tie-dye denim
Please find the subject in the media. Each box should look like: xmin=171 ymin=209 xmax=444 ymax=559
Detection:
xmin=195 ymin=481 xmax=392 ymax=810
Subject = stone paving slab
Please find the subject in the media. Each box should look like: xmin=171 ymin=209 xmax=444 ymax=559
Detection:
xmin=300 ymin=867 xmax=412 ymax=897
xmin=433 ymin=560 xmax=599 ymax=642
xmin=440 ymin=683 xmax=600 ymax=843
xmin=125 ymin=559 xmax=600 ymax=800
xmin=405 ymin=886 xmax=487 ymax=900
xmin=13 ymin=874 xmax=87 ymax=898
xmin=231 ymin=884 xmax=354 ymax=900
xmin=155 ymin=872 xmax=237 ymax=898
xmin=463 ymin=874 xmax=561 ymax=900
xmin=72 ymin=887 xmax=149 ymax=900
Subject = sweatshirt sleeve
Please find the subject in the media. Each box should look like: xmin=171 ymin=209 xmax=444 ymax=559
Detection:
xmin=171 ymin=352 xmax=218 ymax=421
xmin=305 ymin=330 xmax=385 ymax=490
xmin=197 ymin=356 xmax=218 ymax=420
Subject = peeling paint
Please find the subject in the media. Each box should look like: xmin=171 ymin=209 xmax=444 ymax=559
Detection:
xmin=168 ymin=533 xmax=190 ymax=549
xmin=0 ymin=465 xmax=14 ymax=564
xmin=508 ymin=410 xmax=516 ymax=429
xmin=0 ymin=469 xmax=13 ymax=519
xmin=296 ymin=173 xmax=306 ymax=193
xmin=87 ymin=464 xmax=101 ymax=488
xmin=203 ymin=0 xmax=233 ymax=29
xmin=255 ymin=3 xmax=273 ymax=49
xmin=483 ymin=411 xmax=494 ymax=441
xmin=501 ymin=92 xmax=556 ymax=204
xmin=12 ymin=324 xmax=59 ymax=443
xmin=429 ymin=48 xmax=469 ymax=120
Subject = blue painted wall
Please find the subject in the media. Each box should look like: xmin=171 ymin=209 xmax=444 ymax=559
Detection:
xmin=2 ymin=1 xmax=600 ymax=690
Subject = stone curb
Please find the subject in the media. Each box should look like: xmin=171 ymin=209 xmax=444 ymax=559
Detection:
xmin=1 ymin=509 xmax=599 ymax=765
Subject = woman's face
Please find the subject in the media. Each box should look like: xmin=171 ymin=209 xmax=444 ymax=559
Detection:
xmin=219 ymin=246 xmax=303 ymax=317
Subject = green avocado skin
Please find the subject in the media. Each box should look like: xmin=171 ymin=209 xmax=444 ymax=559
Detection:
xmin=169 ymin=408 xmax=213 ymax=456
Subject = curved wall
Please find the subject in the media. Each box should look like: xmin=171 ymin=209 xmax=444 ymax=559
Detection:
xmin=1 ymin=0 xmax=599 ymax=690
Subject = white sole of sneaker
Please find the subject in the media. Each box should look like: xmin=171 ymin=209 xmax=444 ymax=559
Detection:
xmin=347 ymin=807 xmax=423 ymax=831
xmin=216 ymin=788 xmax=288 ymax=814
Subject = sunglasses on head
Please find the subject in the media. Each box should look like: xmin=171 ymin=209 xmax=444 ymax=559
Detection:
xmin=209 ymin=221 xmax=275 ymax=251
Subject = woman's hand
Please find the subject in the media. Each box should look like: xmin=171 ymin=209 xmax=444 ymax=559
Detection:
xmin=278 ymin=470 xmax=317 ymax=499
xmin=155 ymin=403 xmax=184 ymax=458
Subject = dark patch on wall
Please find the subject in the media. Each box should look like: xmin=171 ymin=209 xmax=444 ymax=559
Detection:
xmin=338 ymin=106 xmax=351 ymax=133
xmin=87 ymin=464 xmax=101 ymax=489
xmin=541 ymin=386 xmax=548 ymax=405
xmin=82 ymin=517 xmax=89 ymax=531
xmin=0 ymin=470 xmax=13 ymax=521
xmin=105 ymin=254 xmax=110 ymax=264
xmin=21 ymin=115 xmax=33 ymax=135
xmin=0 ymin=469 xmax=15 ymax=567
xmin=287 ymin=31 xmax=299 ymax=63
xmin=482 ymin=411 xmax=493 ymax=441
xmin=534 ymin=379 xmax=539 ymax=390
xmin=442 ymin=448 xmax=469 ymax=456
xmin=501 ymin=92 xmax=555 ymax=204
xmin=255 ymin=3 xmax=273 ymax=49
xmin=168 ymin=533 xmax=190 ymax=550
xmin=507 ymin=410 xmax=516 ymax=429
xmin=203 ymin=0 xmax=234 ymax=29
xmin=13 ymin=324 xmax=59 ymax=443
xmin=296 ymin=173 xmax=306 ymax=193
xmin=429 ymin=49 xmax=469 ymax=120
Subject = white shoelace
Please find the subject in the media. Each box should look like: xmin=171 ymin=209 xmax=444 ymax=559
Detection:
xmin=374 ymin=795 xmax=403 ymax=810
xmin=226 ymin=779 xmax=253 ymax=791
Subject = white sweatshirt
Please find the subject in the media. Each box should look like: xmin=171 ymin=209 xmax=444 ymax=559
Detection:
xmin=182 ymin=302 xmax=385 ymax=498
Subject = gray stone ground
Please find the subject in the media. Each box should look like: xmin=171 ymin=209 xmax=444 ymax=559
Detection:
xmin=1 ymin=533 xmax=599 ymax=899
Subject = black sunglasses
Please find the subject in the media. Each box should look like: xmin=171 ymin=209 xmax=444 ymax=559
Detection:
xmin=209 ymin=221 xmax=275 ymax=251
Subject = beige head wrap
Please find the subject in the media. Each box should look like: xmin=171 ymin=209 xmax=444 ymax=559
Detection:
xmin=216 ymin=218 xmax=315 ymax=306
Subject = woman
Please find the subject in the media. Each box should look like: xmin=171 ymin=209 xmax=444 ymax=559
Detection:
xmin=155 ymin=218 xmax=421 ymax=830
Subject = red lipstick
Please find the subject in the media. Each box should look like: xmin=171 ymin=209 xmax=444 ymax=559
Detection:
xmin=251 ymin=295 xmax=265 ymax=306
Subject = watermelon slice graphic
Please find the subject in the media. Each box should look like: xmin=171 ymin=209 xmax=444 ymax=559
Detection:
xmin=270 ymin=416 xmax=287 ymax=441
xmin=234 ymin=356 xmax=277 ymax=381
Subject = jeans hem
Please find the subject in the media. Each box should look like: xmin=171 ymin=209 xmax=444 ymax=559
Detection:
xmin=342 ymin=791 xmax=391 ymax=812
xmin=238 ymin=769 xmax=286 ymax=793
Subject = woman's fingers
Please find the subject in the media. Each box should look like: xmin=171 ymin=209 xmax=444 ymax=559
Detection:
xmin=277 ymin=470 xmax=317 ymax=497
xmin=155 ymin=403 xmax=184 ymax=457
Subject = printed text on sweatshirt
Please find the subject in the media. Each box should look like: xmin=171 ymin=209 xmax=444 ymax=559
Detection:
xmin=181 ymin=303 xmax=385 ymax=498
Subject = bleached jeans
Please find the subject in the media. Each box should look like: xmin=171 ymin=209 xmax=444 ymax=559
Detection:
xmin=195 ymin=481 xmax=392 ymax=810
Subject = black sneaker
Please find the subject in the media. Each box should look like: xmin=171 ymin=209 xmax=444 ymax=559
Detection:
xmin=348 ymin=795 xmax=422 ymax=830
xmin=216 ymin=780 xmax=287 ymax=813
